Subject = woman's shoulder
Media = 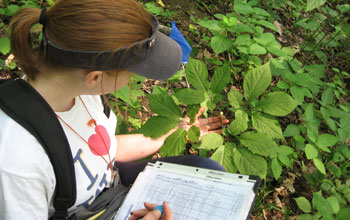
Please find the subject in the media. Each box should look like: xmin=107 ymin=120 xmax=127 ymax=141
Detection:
xmin=0 ymin=109 xmax=55 ymax=181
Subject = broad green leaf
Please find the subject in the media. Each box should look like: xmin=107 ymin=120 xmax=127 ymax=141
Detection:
xmin=185 ymin=58 xmax=210 ymax=92
xmin=211 ymin=145 xmax=225 ymax=165
xmin=0 ymin=37 xmax=10 ymax=55
xmin=197 ymin=20 xmax=222 ymax=32
xmin=313 ymin=158 xmax=326 ymax=175
xmin=270 ymin=58 xmax=286 ymax=70
xmin=198 ymin=133 xmax=223 ymax=150
xmin=228 ymin=89 xmax=243 ymax=109
xmin=252 ymin=112 xmax=283 ymax=139
xmin=187 ymin=126 xmax=200 ymax=143
xmin=327 ymin=196 xmax=340 ymax=214
xmin=148 ymin=93 xmax=182 ymax=119
xmin=277 ymin=81 xmax=289 ymax=89
xmin=306 ymin=0 xmax=327 ymax=12
xmin=321 ymin=87 xmax=334 ymax=106
xmin=267 ymin=46 xmax=286 ymax=57
xmin=294 ymin=197 xmax=312 ymax=213
xmin=229 ymin=110 xmax=248 ymax=136
xmin=305 ymin=144 xmax=318 ymax=159
xmin=312 ymin=192 xmax=334 ymax=216
xmin=238 ymin=132 xmax=280 ymax=157
xmin=317 ymin=134 xmax=338 ymax=149
xmin=174 ymin=88 xmax=205 ymax=105
xmin=139 ymin=116 xmax=178 ymax=138
xmin=210 ymin=65 xmax=231 ymax=94
xmin=187 ymin=105 xmax=200 ymax=124
xmin=258 ymin=92 xmax=297 ymax=116
xmin=233 ymin=147 xmax=267 ymax=178
xmin=5 ymin=5 xmax=20 ymax=16
xmin=243 ymin=63 xmax=271 ymax=101
xmin=253 ymin=33 xmax=276 ymax=46
xmin=211 ymin=35 xmax=234 ymax=54
xmin=235 ymin=34 xmax=252 ymax=46
xmin=223 ymin=144 xmax=236 ymax=173
xmin=283 ymin=124 xmax=300 ymax=137
xmin=160 ymin=128 xmax=187 ymax=156
xmin=336 ymin=207 xmax=350 ymax=220
xmin=297 ymin=214 xmax=313 ymax=220
xmin=249 ymin=43 xmax=267 ymax=55
xmin=271 ymin=158 xmax=282 ymax=180
xmin=234 ymin=4 xmax=253 ymax=16
xmin=254 ymin=20 xmax=279 ymax=32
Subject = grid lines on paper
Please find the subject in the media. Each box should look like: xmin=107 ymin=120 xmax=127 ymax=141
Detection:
xmin=134 ymin=173 xmax=245 ymax=220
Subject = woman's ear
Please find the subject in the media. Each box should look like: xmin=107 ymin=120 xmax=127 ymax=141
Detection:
xmin=84 ymin=71 xmax=104 ymax=89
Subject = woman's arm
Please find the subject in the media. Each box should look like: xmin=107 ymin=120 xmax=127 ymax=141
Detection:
xmin=115 ymin=128 xmax=176 ymax=162
xmin=115 ymin=107 xmax=229 ymax=162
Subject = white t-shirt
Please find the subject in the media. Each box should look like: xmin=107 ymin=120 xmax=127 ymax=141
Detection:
xmin=0 ymin=95 xmax=117 ymax=219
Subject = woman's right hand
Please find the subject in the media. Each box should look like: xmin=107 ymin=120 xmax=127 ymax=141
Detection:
xmin=128 ymin=201 xmax=172 ymax=220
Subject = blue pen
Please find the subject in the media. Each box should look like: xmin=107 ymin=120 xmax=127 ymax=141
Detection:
xmin=154 ymin=205 xmax=164 ymax=215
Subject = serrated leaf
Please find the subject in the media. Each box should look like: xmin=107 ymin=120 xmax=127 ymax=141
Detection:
xmin=305 ymin=144 xmax=318 ymax=159
xmin=258 ymin=92 xmax=297 ymax=116
xmin=160 ymin=128 xmax=187 ymax=156
xmin=252 ymin=112 xmax=283 ymax=139
xmin=148 ymin=93 xmax=181 ymax=119
xmin=313 ymin=158 xmax=326 ymax=175
xmin=306 ymin=0 xmax=327 ymax=12
xmin=211 ymin=145 xmax=225 ymax=165
xmin=271 ymin=158 xmax=282 ymax=180
xmin=210 ymin=65 xmax=231 ymax=94
xmin=187 ymin=126 xmax=200 ymax=143
xmin=211 ymin=35 xmax=234 ymax=54
xmin=249 ymin=43 xmax=267 ymax=55
xmin=139 ymin=116 xmax=178 ymax=138
xmin=243 ymin=63 xmax=271 ymax=101
xmin=294 ymin=197 xmax=312 ymax=213
xmin=238 ymin=132 xmax=280 ymax=156
xmin=174 ymin=88 xmax=205 ymax=105
xmin=229 ymin=110 xmax=248 ymax=136
xmin=228 ymin=89 xmax=243 ymax=109
xmin=233 ymin=147 xmax=267 ymax=178
xmin=187 ymin=105 xmax=200 ymax=124
xmin=223 ymin=144 xmax=236 ymax=173
xmin=185 ymin=58 xmax=210 ymax=92
xmin=198 ymin=133 xmax=223 ymax=150
xmin=0 ymin=37 xmax=10 ymax=55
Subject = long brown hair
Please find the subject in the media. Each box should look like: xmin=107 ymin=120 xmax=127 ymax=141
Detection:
xmin=9 ymin=0 xmax=152 ymax=79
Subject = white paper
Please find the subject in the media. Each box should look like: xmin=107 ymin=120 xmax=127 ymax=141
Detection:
xmin=114 ymin=166 xmax=256 ymax=220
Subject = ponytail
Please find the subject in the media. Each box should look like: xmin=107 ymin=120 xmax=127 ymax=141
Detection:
xmin=9 ymin=7 xmax=41 ymax=79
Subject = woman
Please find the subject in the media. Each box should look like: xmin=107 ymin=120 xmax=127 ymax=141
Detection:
xmin=0 ymin=0 xmax=227 ymax=219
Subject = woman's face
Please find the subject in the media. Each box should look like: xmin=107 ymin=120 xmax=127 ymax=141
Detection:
xmin=101 ymin=69 xmax=133 ymax=94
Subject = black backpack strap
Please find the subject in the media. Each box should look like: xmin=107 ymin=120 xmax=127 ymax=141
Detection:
xmin=0 ymin=79 xmax=76 ymax=219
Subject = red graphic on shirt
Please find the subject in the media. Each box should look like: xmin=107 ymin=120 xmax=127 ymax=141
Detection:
xmin=87 ymin=125 xmax=111 ymax=156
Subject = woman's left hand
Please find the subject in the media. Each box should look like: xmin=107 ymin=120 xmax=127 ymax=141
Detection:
xmin=179 ymin=107 xmax=229 ymax=140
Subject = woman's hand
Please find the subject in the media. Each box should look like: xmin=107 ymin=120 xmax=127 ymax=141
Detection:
xmin=180 ymin=107 xmax=229 ymax=140
xmin=128 ymin=201 xmax=172 ymax=220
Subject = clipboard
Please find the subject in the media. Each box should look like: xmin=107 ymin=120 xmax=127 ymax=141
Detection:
xmin=113 ymin=162 xmax=260 ymax=220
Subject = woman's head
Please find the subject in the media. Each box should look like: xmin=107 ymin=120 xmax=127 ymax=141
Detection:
xmin=9 ymin=0 xmax=181 ymax=81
